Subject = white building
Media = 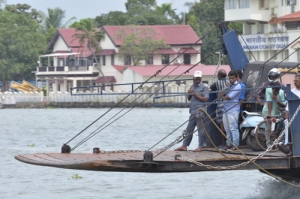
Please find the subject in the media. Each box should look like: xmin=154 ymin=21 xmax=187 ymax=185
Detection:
xmin=224 ymin=0 xmax=300 ymax=63
xmin=36 ymin=25 xmax=205 ymax=95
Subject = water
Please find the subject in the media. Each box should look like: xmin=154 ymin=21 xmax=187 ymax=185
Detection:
xmin=1 ymin=108 xmax=299 ymax=199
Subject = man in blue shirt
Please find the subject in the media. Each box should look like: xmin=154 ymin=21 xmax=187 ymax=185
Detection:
xmin=221 ymin=70 xmax=242 ymax=150
xmin=175 ymin=70 xmax=209 ymax=152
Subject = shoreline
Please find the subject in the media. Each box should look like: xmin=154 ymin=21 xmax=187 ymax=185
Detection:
xmin=0 ymin=102 xmax=189 ymax=109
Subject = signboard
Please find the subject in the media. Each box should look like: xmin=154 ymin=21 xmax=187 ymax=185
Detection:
xmin=238 ymin=34 xmax=289 ymax=51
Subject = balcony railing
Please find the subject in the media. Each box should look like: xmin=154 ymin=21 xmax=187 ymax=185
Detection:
xmin=37 ymin=65 xmax=90 ymax=72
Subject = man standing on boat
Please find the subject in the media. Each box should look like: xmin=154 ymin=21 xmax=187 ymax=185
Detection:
xmin=210 ymin=69 xmax=228 ymax=148
xmin=221 ymin=71 xmax=242 ymax=150
xmin=262 ymin=82 xmax=286 ymax=148
xmin=175 ymin=70 xmax=209 ymax=152
xmin=284 ymin=75 xmax=300 ymax=145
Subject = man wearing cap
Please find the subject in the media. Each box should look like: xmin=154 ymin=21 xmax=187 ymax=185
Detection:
xmin=175 ymin=70 xmax=209 ymax=152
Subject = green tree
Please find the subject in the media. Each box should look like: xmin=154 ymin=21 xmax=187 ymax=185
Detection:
xmin=125 ymin=0 xmax=173 ymax=25
xmin=69 ymin=18 xmax=97 ymax=28
xmin=155 ymin=3 xmax=177 ymax=20
xmin=0 ymin=9 xmax=46 ymax=91
xmin=116 ymin=26 xmax=169 ymax=66
xmin=125 ymin=0 xmax=157 ymax=11
xmin=72 ymin=18 xmax=108 ymax=82
xmin=189 ymin=0 xmax=224 ymax=65
xmin=95 ymin=11 xmax=129 ymax=27
xmin=39 ymin=7 xmax=76 ymax=42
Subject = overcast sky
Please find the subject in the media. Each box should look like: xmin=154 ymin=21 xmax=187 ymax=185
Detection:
xmin=6 ymin=0 xmax=189 ymax=22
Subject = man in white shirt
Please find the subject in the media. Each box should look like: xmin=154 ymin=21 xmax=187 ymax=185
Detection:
xmin=284 ymin=75 xmax=300 ymax=144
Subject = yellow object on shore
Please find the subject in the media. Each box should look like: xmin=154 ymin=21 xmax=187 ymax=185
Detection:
xmin=10 ymin=80 xmax=41 ymax=93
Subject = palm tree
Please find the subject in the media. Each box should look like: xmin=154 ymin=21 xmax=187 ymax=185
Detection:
xmin=72 ymin=18 xmax=108 ymax=83
xmin=155 ymin=3 xmax=177 ymax=19
xmin=39 ymin=7 xmax=76 ymax=29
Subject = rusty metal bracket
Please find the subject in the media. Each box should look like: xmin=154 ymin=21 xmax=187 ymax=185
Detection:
xmin=174 ymin=154 xmax=181 ymax=160
xmin=143 ymin=151 xmax=154 ymax=162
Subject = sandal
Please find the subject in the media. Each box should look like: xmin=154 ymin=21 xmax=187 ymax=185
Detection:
xmin=174 ymin=146 xmax=187 ymax=151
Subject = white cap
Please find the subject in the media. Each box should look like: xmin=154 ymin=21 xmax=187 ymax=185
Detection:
xmin=194 ymin=71 xmax=202 ymax=77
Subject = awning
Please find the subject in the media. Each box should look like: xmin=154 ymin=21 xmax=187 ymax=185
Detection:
xmin=94 ymin=76 xmax=116 ymax=83
xmin=177 ymin=48 xmax=200 ymax=54
xmin=269 ymin=17 xmax=279 ymax=24
xmin=39 ymin=52 xmax=79 ymax=58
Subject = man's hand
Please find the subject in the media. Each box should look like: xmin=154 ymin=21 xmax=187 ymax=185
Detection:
xmin=220 ymin=91 xmax=225 ymax=96
xmin=272 ymin=94 xmax=278 ymax=101
xmin=188 ymin=89 xmax=195 ymax=94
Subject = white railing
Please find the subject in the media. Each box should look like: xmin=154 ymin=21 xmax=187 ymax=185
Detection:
xmin=0 ymin=84 xmax=193 ymax=105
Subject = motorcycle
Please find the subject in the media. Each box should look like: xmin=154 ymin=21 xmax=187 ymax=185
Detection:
xmin=253 ymin=113 xmax=292 ymax=154
xmin=240 ymin=110 xmax=292 ymax=154
xmin=239 ymin=111 xmax=265 ymax=151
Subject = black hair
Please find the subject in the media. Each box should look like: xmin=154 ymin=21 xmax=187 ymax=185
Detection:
xmin=228 ymin=70 xmax=238 ymax=77
xmin=217 ymin=69 xmax=227 ymax=78
xmin=235 ymin=70 xmax=243 ymax=78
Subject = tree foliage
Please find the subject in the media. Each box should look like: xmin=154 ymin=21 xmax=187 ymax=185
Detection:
xmin=95 ymin=11 xmax=128 ymax=27
xmin=72 ymin=18 xmax=107 ymax=82
xmin=115 ymin=26 xmax=169 ymax=66
xmin=0 ymin=8 xmax=46 ymax=91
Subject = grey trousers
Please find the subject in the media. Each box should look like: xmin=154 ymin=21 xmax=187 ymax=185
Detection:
xmin=264 ymin=118 xmax=273 ymax=148
xmin=183 ymin=113 xmax=207 ymax=148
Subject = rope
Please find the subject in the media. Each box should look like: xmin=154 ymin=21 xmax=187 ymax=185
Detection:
xmin=65 ymin=23 xmax=221 ymax=146
xmin=71 ymin=48 xmax=221 ymax=151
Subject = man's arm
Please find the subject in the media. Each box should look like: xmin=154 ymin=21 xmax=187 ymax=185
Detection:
xmin=194 ymin=86 xmax=209 ymax=102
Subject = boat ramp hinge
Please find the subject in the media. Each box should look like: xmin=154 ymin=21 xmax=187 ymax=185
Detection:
xmin=174 ymin=155 xmax=181 ymax=160
xmin=143 ymin=151 xmax=154 ymax=162
xmin=61 ymin=144 xmax=71 ymax=153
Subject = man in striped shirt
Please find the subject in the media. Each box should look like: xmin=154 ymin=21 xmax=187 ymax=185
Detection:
xmin=210 ymin=69 xmax=229 ymax=148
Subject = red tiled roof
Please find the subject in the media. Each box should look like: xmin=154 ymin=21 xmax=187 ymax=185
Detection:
xmin=102 ymin=25 xmax=202 ymax=46
xmin=122 ymin=65 xmax=230 ymax=77
xmin=178 ymin=47 xmax=200 ymax=54
xmin=94 ymin=76 xmax=116 ymax=83
xmin=277 ymin=11 xmax=300 ymax=23
xmin=112 ymin=65 xmax=127 ymax=73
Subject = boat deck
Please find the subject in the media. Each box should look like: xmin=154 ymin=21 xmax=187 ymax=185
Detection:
xmin=15 ymin=147 xmax=293 ymax=172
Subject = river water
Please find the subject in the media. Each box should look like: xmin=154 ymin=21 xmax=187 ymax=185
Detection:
xmin=1 ymin=108 xmax=300 ymax=199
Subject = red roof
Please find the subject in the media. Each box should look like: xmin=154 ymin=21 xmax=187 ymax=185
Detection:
xmin=112 ymin=65 xmax=127 ymax=73
xmin=123 ymin=65 xmax=230 ymax=77
xmin=277 ymin=11 xmax=300 ymax=23
xmin=94 ymin=76 xmax=116 ymax=83
xmin=178 ymin=47 xmax=200 ymax=54
xmin=102 ymin=25 xmax=202 ymax=46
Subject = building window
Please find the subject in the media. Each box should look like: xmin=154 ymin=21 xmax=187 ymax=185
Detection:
xmin=124 ymin=55 xmax=131 ymax=65
xmin=225 ymin=0 xmax=237 ymax=10
xmin=111 ymin=55 xmax=114 ymax=65
xmin=93 ymin=57 xmax=100 ymax=65
xmin=247 ymin=24 xmax=252 ymax=34
xmin=260 ymin=24 xmax=265 ymax=33
xmin=287 ymin=0 xmax=297 ymax=5
xmin=281 ymin=50 xmax=289 ymax=60
xmin=259 ymin=0 xmax=269 ymax=9
xmin=161 ymin=54 xmax=169 ymax=64
xmin=272 ymin=50 xmax=278 ymax=60
xmin=146 ymin=54 xmax=153 ymax=65
xmin=239 ymin=0 xmax=250 ymax=8
xmin=102 ymin=56 xmax=106 ymax=66
xmin=183 ymin=54 xmax=191 ymax=64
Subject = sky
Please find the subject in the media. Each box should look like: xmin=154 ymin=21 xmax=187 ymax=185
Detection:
xmin=6 ymin=0 xmax=190 ymax=22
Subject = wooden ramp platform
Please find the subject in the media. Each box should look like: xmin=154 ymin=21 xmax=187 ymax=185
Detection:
xmin=15 ymin=147 xmax=293 ymax=173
